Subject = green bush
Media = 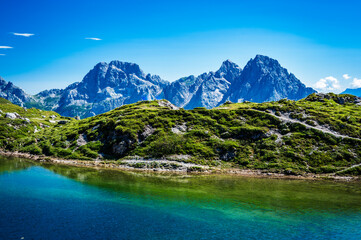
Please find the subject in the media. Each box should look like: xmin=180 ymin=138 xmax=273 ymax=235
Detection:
xmin=21 ymin=144 xmax=42 ymax=155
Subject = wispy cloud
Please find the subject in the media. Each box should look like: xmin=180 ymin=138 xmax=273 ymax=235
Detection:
xmin=314 ymin=76 xmax=341 ymax=92
xmin=342 ymin=74 xmax=351 ymax=80
xmin=0 ymin=54 xmax=5 ymax=56
xmin=13 ymin=33 xmax=34 ymax=37
xmin=351 ymin=78 xmax=361 ymax=88
xmin=0 ymin=46 xmax=13 ymax=49
xmin=85 ymin=37 xmax=102 ymax=41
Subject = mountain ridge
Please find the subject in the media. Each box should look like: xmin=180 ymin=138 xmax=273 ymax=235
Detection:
xmin=342 ymin=88 xmax=361 ymax=97
xmin=0 ymin=55 xmax=316 ymax=118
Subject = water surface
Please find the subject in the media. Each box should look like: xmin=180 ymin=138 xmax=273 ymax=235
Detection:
xmin=0 ymin=156 xmax=360 ymax=239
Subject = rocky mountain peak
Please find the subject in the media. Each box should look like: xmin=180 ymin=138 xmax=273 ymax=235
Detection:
xmin=109 ymin=60 xmax=145 ymax=78
xmin=245 ymin=55 xmax=284 ymax=74
xmin=218 ymin=59 xmax=241 ymax=73
xmin=253 ymin=54 xmax=278 ymax=63
xmin=0 ymin=55 xmax=317 ymax=118
xmin=215 ymin=60 xmax=242 ymax=84
xmin=0 ymin=76 xmax=6 ymax=84
xmin=225 ymin=55 xmax=316 ymax=103
xmin=36 ymin=88 xmax=64 ymax=98
xmin=0 ymin=76 xmax=33 ymax=106
xmin=56 ymin=60 xmax=168 ymax=118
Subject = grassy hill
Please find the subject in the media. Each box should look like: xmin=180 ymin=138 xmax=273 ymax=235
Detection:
xmin=0 ymin=93 xmax=360 ymax=176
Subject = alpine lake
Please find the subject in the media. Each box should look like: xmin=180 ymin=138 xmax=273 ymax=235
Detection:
xmin=0 ymin=155 xmax=360 ymax=240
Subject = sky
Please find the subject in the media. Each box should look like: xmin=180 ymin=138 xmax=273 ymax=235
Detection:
xmin=1 ymin=0 xmax=361 ymax=94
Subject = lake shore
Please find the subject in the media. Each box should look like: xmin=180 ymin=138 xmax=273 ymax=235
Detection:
xmin=0 ymin=150 xmax=359 ymax=181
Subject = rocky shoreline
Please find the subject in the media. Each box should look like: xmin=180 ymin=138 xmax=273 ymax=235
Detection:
xmin=0 ymin=150 xmax=359 ymax=181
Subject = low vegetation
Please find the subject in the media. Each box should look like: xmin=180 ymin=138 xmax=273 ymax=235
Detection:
xmin=0 ymin=94 xmax=360 ymax=176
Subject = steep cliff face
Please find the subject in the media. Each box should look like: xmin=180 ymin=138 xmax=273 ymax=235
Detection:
xmin=165 ymin=60 xmax=242 ymax=109
xmin=56 ymin=61 xmax=168 ymax=117
xmin=224 ymin=55 xmax=316 ymax=103
xmin=183 ymin=60 xmax=242 ymax=109
xmin=30 ymin=89 xmax=64 ymax=111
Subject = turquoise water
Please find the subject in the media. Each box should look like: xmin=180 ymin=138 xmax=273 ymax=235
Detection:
xmin=0 ymin=156 xmax=360 ymax=239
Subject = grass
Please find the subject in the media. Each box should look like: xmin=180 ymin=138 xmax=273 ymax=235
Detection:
xmin=0 ymin=94 xmax=360 ymax=175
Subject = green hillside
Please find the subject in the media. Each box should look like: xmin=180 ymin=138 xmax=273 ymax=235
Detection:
xmin=0 ymin=93 xmax=361 ymax=176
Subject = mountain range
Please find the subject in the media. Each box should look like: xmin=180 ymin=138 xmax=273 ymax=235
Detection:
xmin=0 ymin=55 xmax=316 ymax=118
xmin=342 ymin=88 xmax=361 ymax=97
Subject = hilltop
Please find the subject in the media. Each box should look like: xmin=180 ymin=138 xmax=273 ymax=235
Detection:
xmin=0 ymin=93 xmax=360 ymax=177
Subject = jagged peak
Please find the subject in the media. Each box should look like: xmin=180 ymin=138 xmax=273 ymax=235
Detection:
xmin=36 ymin=88 xmax=64 ymax=97
xmin=250 ymin=55 xmax=280 ymax=67
xmin=109 ymin=60 xmax=144 ymax=76
xmin=0 ymin=76 xmax=7 ymax=85
xmin=92 ymin=60 xmax=145 ymax=77
xmin=218 ymin=59 xmax=241 ymax=73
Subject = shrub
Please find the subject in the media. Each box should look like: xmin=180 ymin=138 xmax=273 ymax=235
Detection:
xmin=22 ymin=144 xmax=42 ymax=155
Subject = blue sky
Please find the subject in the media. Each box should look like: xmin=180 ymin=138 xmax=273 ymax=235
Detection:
xmin=1 ymin=0 xmax=361 ymax=94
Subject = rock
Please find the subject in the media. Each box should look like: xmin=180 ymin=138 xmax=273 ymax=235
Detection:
xmin=55 ymin=61 xmax=168 ymax=118
xmin=0 ymin=76 xmax=34 ymax=106
xmin=140 ymin=125 xmax=155 ymax=140
xmin=171 ymin=123 xmax=187 ymax=134
xmin=76 ymin=134 xmax=88 ymax=146
xmin=92 ymin=125 xmax=100 ymax=131
xmin=112 ymin=140 xmax=133 ymax=155
xmin=219 ymin=149 xmax=237 ymax=161
xmin=32 ymin=89 xmax=64 ymax=111
xmin=157 ymin=100 xmax=179 ymax=110
xmin=5 ymin=112 xmax=21 ymax=119
xmin=1 ymin=55 xmax=317 ymax=117
xmin=24 ymin=118 xmax=30 ymax=124
xmin=164 ymin=60 xmax=242 ymax=109
xmin=306 ymin=93 xmax=361 ymax=105
xmin=225 ymin=55 xmax=316 ymax=103
xmin=42 ymin=115 xmax=46 ymax=118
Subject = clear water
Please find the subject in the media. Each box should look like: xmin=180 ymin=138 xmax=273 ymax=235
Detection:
xmin=0 ymin=156 xmax=360 ymax=240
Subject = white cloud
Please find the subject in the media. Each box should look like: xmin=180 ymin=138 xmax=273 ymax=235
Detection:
xmin=85 ymin=37 xmax=102 ymax=41
xmin=0 ymin=54 xmax=5 ymax=56
xmin=351 ymin=78 xmax=361 ymax=88
xmin=343 ymin=74 xmax=351 ymax=80
xmin=13 ymin=33 xmax=34 ymax=37
xmin=0 ymin=46 xmax=13 ymax=49
xmin=314 ymin=76 xmax=341 ymax=92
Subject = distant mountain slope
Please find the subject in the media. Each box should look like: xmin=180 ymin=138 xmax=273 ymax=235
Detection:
xmin=165 ymin=60 xmax=242 ymax=109
xmin=0 ymin=55 xmax=317 ymax=117
xmin=56 ymin=61 xmax=169 ymax=118
xmin=25 ymin=88 xmax=64 ymax=111
xmin=341 ymin=88 xmax=361 ymax=97
xmin=0 ymin=76 xmax=34 ymax=106
xmin=224 ymin=55 xmax=316 ymax=103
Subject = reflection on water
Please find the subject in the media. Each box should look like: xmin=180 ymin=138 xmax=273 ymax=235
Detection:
xmin=0 ymin=156 xmax=32 ymax=174
xmin=0 ymin=156 xmax=360 ymax=240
